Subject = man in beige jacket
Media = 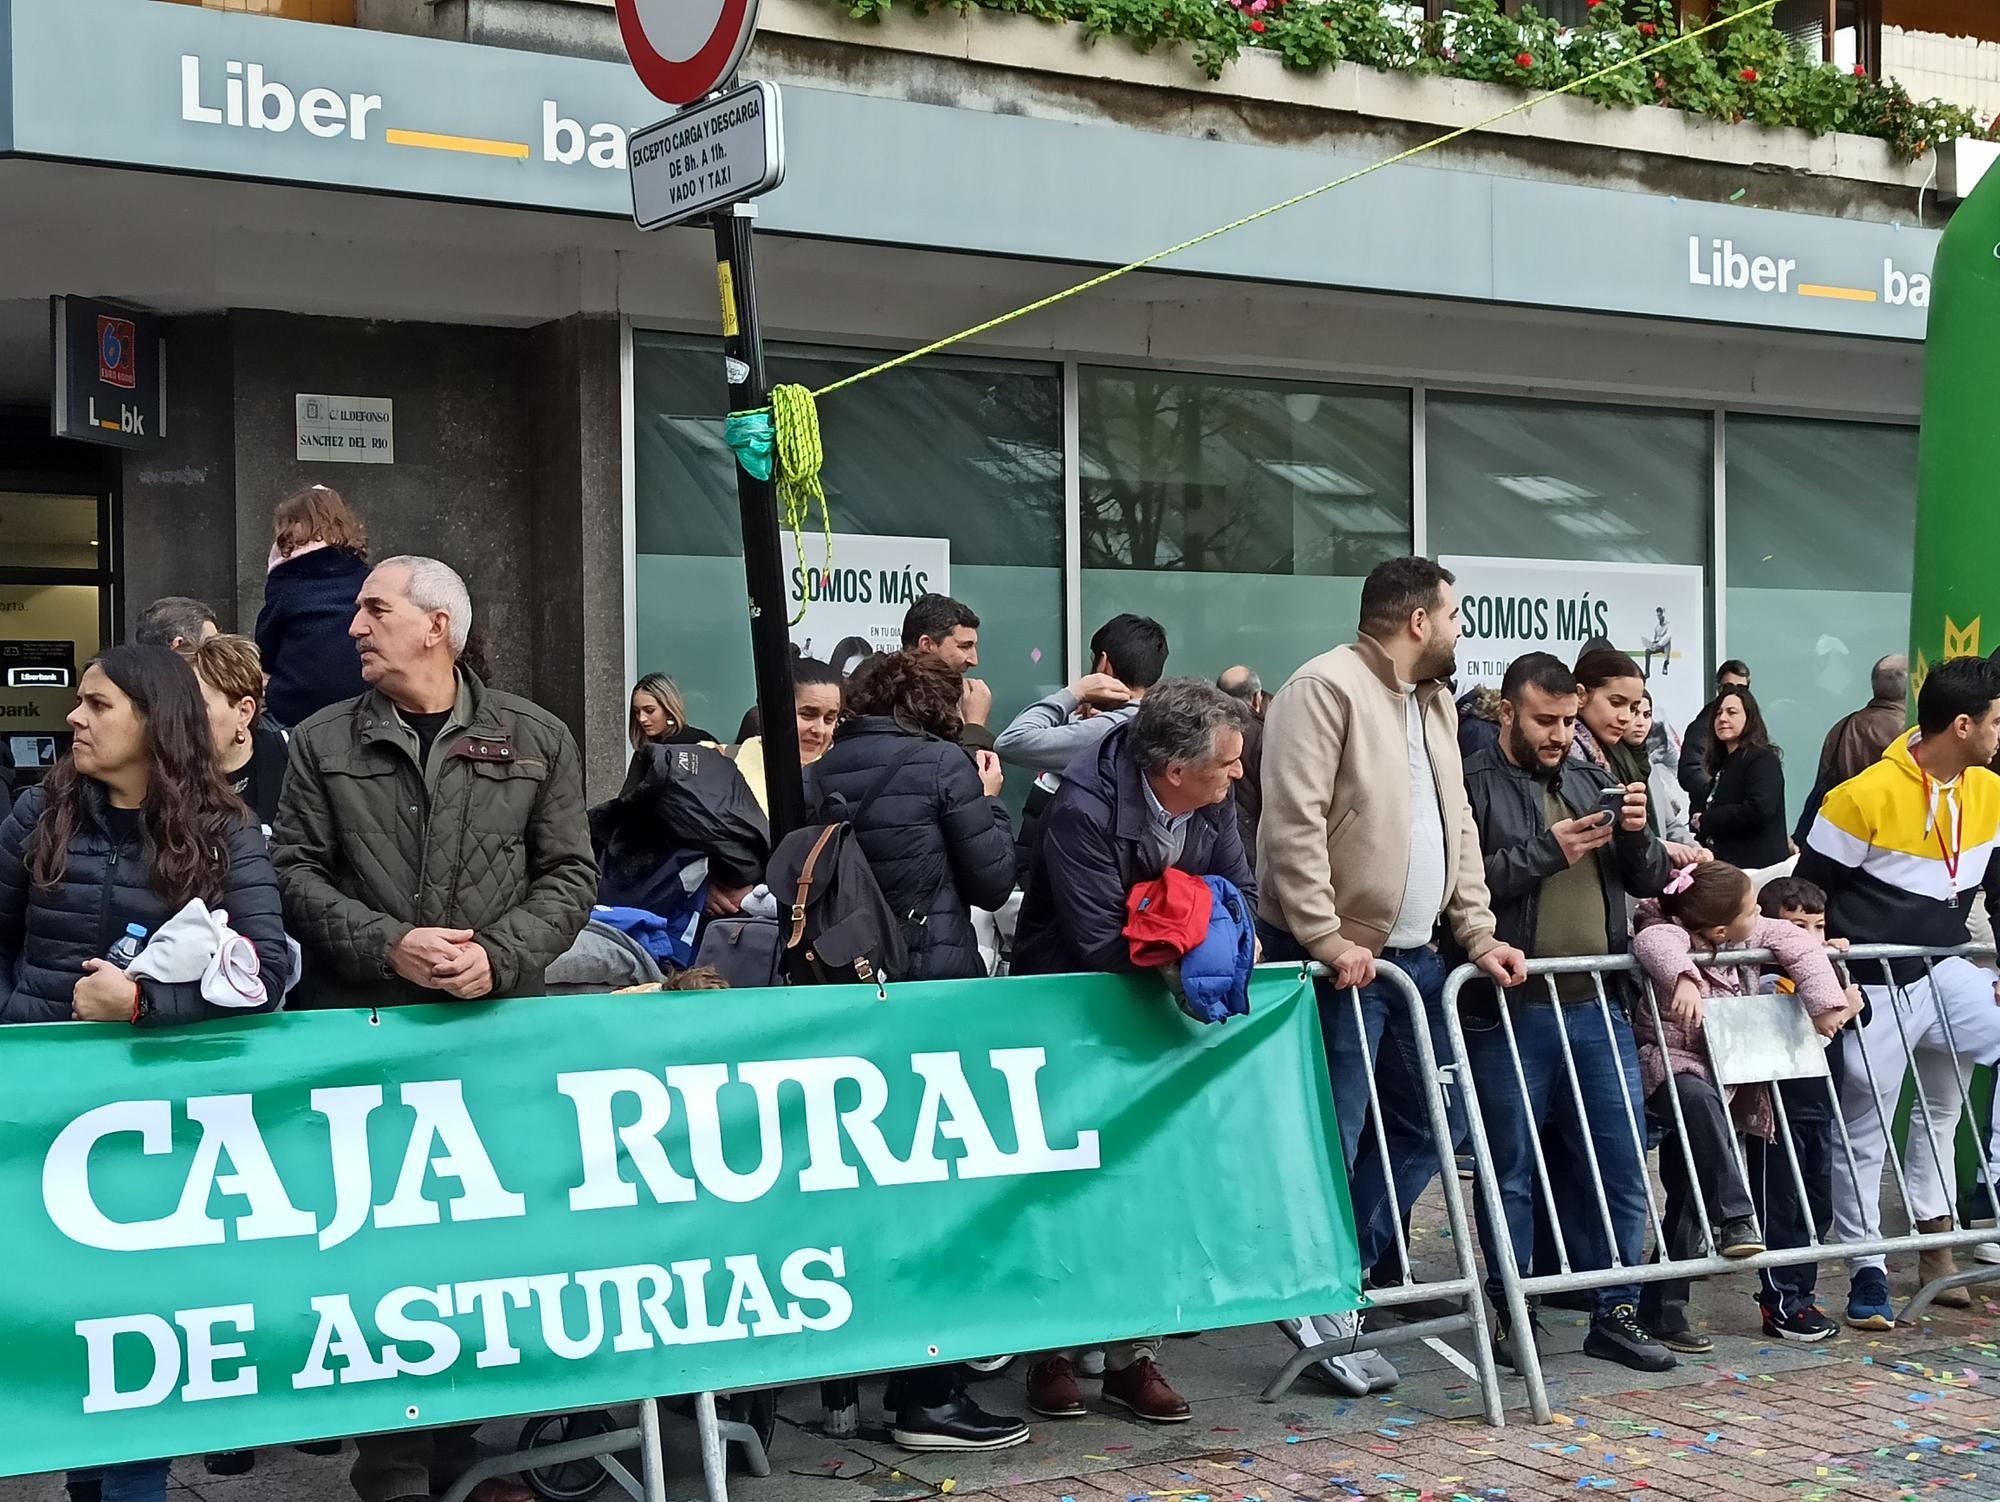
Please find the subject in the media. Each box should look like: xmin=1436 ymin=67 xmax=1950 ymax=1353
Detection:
xmin=1258 ymin=557 xmax=1527 ymax=1394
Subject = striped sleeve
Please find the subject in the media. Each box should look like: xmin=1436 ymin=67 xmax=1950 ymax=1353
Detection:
xmin=1804 ymin=781 xmax=1871 ymax=868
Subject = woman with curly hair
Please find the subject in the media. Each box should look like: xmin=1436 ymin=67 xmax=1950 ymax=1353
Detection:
xmin=255 ymin=482 xmax=372 ymax=727
xmin=810 ymin=649 xmax=1015 ymax=984
xmin=810 ymin=658 xmax=1026 ymax=1453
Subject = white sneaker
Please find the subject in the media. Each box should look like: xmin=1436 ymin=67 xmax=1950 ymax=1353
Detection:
xmin=1312 ymin=1311 xmax=1400 ymax=1393
xmin=1276 ymin=1317 xmax=1368 ymax=1396
xmin=1972 ymin=1218 xmax=2000 ymax=1265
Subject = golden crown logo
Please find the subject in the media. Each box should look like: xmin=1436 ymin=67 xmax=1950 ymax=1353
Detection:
xmin=1945 ymin=615 xmax=1982 ymax=659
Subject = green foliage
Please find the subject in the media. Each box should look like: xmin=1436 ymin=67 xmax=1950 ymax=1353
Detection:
xmin=830 ymin=0 xmax=1995 ymax=159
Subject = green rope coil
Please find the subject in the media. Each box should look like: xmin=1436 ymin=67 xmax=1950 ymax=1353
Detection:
xmin=720 ymin=388 xmax=831 ymax=624
xmin=771 ymin=383 xmax=831 ymax=621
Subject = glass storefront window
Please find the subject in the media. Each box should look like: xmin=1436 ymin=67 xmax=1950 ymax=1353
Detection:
xmin=1724 ymin=416 xmax=1917 ymax=825
xmin=0 ymin=491 xmax=98 ymax=568
xmin=1078 ymin=369 xmax=1412 ymax=686
xmin=1426 ymin=393 xmax=1711 ymax=568
xmin=0 ymin=584 xmax=100 ymax=755
xmin=0 ymin=489 xmax=106 ymax=774
xmin=632 ymin=333 xmax=1064 ymax=755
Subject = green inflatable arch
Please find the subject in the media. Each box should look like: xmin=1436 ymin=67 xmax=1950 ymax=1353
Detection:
xmin=1914 ymin=167 xmax=2000 ymax=676
xmin=1913 ymin=162 xmax=2000 ymax=1213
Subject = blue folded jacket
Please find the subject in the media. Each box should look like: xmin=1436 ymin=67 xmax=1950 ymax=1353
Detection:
xmin=1170 ymin=876 xmax=1255 ymax=1024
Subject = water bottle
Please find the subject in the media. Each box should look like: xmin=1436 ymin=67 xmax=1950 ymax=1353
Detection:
xmin=106 ymin=923 xmax=147 ymax=969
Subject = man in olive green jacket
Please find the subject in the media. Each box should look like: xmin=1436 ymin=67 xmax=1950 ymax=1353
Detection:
xmin=272 ymin=555 xmax=594 ymax=1502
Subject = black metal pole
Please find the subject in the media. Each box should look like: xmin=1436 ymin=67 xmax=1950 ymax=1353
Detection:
xmin=710 ymin=202 xmax=807 ymax=840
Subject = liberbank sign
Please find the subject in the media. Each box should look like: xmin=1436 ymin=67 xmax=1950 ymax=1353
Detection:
xmin=0 ymin=0 xmax=1939 ymax=341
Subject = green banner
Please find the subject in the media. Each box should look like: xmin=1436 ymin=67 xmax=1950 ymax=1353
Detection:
xmin=1 ymin=969 xmax=1353 ymax=1476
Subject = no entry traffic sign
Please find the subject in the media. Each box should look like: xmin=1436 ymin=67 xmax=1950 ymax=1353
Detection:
xmin=616 ymin=0 xmax=761 ymax=107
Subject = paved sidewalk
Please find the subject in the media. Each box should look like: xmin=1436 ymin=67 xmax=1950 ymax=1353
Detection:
xmin=9 ymin=1257 xmax=1999 ymax=1502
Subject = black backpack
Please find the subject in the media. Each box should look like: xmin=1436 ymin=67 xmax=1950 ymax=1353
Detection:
xmin=762 ymin=749 xmax=915 ymax=987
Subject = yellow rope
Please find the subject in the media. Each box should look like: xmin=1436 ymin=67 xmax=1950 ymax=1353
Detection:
xmin=771 ymin=383 xmax=832 ymax=620
xmin=808 ymin=0 xmax=1782 ymax=400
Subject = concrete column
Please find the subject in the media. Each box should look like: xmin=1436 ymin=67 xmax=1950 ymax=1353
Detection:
xmin=119 ymin=316 xmax=239 ymax=635
xmin=527 ymin=313 xmax=628 ymax=801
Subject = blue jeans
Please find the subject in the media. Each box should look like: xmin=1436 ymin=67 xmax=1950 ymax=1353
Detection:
xmin=1462 ymin=995 xmax=1652 ymax=1316
xmin=68 ymin=1461 xmax=172 ymax=1502
xmin=1267 ymin=938 xmax=1463 ymax=1279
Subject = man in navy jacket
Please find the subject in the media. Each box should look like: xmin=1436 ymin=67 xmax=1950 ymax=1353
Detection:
xmin=1010 ymin=677 xmax=1253 ymax=1425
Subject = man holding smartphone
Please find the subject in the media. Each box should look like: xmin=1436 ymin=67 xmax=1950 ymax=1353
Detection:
xmin=1458 ymin=651 xmax=1677 ymax=1373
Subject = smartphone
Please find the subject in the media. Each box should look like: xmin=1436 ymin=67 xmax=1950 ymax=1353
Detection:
xmin=1596 ymin=785 xmax=1627 ymax=824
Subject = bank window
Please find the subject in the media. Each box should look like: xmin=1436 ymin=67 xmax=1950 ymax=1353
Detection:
xmin=1426 ymin=393 xmax=1711 ymax=567
xmin=1724 ymin=415 xmax=1916 ymax=825
xmin=1078 ymin=368 xmax=1412 ymax=686
xmin=632 ymin=333 xmax=1064 ymax=747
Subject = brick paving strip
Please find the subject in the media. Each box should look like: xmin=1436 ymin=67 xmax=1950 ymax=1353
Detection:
xmin=947 ymin=1337 xmax=2000 ymax=1502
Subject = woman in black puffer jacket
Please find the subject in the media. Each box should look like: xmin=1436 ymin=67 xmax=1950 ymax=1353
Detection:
xmin=0 ymin=644 xmax=291 ymax=1030
xmin=810 ymin=650 xmax=1015 ymax=981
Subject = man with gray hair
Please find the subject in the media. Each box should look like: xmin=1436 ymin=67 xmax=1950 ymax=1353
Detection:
xmin=134 ymin=594 xmax=219 ymax=652
xmin=1217 ymin=665 xmax=1267 ymax=854
xmin=1009 ymin=677 xmax=1254 ymax=1424
xmin=272 ymin=555 xmax=595 ymax=1502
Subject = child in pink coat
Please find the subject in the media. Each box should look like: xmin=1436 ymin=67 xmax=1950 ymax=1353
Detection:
xmin=1627 ymin=860 xmax=1858 ymax=1352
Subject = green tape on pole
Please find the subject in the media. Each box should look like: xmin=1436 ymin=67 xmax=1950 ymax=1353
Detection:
xmin=0 ymin=971 xmax=1355 ymax=1475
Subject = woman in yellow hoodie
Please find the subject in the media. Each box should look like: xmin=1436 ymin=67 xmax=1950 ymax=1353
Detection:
xmin=734 ymin=657 xmax=843 ymax=816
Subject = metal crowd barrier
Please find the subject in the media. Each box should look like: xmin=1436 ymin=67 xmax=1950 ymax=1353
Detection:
xmin=1440 ymin=943 xmax=2000 ymax=1425
xmin=435 ymin=1389 xmax=770 ymax=1502
xmin=437 ymin=957 xmax=1463 ymax=1491
xmin=1260 ymin=960 xmax=1506 ymax=1427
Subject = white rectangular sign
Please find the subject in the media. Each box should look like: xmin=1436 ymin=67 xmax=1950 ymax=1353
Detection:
xmin=1441 ymin=555 xmax=1709 ymax=735
xmin=628 ymin=81 xmax=785 ymax=233
xmin=781 ymin=532 xmax=949 ymax=671
xmin=295 ymin=393 xmax=394 ymax=465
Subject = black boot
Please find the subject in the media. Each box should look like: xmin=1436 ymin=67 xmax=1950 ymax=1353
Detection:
xmin=205 ymin=1452 xmax=255 ymax=1476
xmin=1584 ymin=1303 xmax=1678 ymax=1373
xmin=891 ymin=1372 xmax=1029 ymax=1452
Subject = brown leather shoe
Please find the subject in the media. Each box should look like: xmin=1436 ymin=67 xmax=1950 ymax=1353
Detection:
xmin=1027 ymin=1356 xmax=1087 ymax=1418
xmin=466 ymin=1481 xmax=536 ymax=1502
xmin=1100 ymin=1356 xmax=1191 ymax=1423
xmin=1915 ymin=1217 xmax=1974 ymax=1308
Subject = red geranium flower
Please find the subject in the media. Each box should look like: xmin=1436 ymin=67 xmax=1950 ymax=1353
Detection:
xmin=1249 ymin=18 xmax=1265 ymax=31
xmin=1740 ymin=67 xmax=1758 ymax=82
xmin=1516 ymin=51 xmax=1534 ymax=67
xmin=1854 ymin=64 xmax=1868 ymax=76
xmin=1637 ymin=20 xmax=1656 ymax=34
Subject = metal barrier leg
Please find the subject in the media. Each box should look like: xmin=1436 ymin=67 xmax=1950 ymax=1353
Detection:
xmin=691 ymin=1392 xmax=722 ymax=1502
xmin=1902 ymin=1262 xmax=1998 ymax=1321
xmin=709 ymin=1416 xmax=771 ymax=1479
xmin=1290 ymin=961 xmax=1502 ymax=1425
xmin=640 ymin=1400 xmax=672 ymax=1502
xmin=1439 ymin=976 xmax=1544 ymax=1424
xmin=1390 ymin=961 xmax=1505 ymax=1428
xmin=436 ymin=1417 xmax=646 ymax=1502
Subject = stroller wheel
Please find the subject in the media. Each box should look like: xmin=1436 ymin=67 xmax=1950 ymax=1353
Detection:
xmin=518 ymin=1411 xmax=618 ymax=1502
xmin=963 ymin=1355 xmax=1015 ymax=1378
